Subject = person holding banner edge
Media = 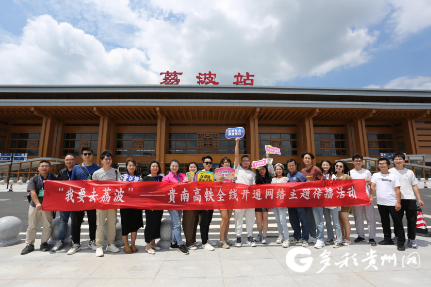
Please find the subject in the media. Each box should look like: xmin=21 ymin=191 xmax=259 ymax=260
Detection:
xmin=142 ymin=160 xmax=164 ymax=254
xmin=21 ymin=160 xmax=57 ymax=255
xmin=234 ymin=137 xmax=257 ymax=247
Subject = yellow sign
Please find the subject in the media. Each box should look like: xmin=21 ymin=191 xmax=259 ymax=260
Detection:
xmin=197 ymin=171 xmax=215 ymax=181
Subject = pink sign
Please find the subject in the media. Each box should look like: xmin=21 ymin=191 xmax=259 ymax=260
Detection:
xmin=265 ymin=145 xmax=281 ymax=155
xmin=252 ymin=159 xmax=267 ymax=169
xmin=215 ymin=167 xmax=236 ymax=182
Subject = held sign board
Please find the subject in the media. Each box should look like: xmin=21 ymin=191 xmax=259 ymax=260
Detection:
xmin=214 ymin=167 xmax=236 ymax=182
xmin=265 ymin=145 xmax=281 ymax=155
xmin=252 ymin=159 xmax=267 ymax=169
xmin=225 ymin=127 xmax=245 ymax=139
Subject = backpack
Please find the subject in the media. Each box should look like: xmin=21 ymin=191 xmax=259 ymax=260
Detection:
xmin=26 ymin=175 xmax=41 ymax=203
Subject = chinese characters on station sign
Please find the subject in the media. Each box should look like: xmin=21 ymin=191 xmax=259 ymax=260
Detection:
xmin=196 ymin=71 xmax=219 ymax=85
xmin=159 ymin=71 xmax=255 ymax=85
xmin=160 ymin=71 xmax=183 ymax=85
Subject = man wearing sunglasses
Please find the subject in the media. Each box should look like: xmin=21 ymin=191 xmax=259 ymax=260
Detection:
xmin=21 ymin=160 xmax=58 ymax=255
xmin=196 ymin=155 xmax=216 ymax=251
xmin=67 ymin=147 xmax=101 ymax=255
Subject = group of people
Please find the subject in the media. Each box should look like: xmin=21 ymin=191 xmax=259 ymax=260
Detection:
xmin=20 ymin=137 xmax=425 ymax=256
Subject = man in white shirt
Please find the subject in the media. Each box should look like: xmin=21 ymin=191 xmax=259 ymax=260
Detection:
xmin=370 ymin=157 xmax=405 ymax=251
xmin=350 ymin=153 xmax=377 ymax=246
xmin=233 ymin=137 xmax=256 ymax=247
xmin=389 ymin=152 xmax=425 ymax=249
xmin=92 ymin=150 xmax=121 ymax=257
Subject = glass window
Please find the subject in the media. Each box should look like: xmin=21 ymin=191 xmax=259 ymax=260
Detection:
xmin=123 ymin=141 xmax=133 ymax=148
xmin=134 ymin=133 xmax=144 ymax=139
xmin=314 ymin=134 xmax=320 ymax=140
xmin=260 ymin=134 xmax=270 ymax=139
xmin=123 ymin=133 xmax=133 ymax=139
xmin=176 ymin=134 xmax=187 ymax=139
xmin=92 ymin=133 xmax=99 ymax=139
xmin=271 ymin=134 xmax=280 ymax=139
xmin=282 ymin=141 xmax=292 ymax=148
xmin=187 ymin=134 xmax=197 ymax=139
xmin=28 ymin=133 xmax=40 ymax=139
xmin=321 ymin=134 xmax=330 ymax=140
xmin=144 ymin=141 xmax=154 ymax=148
xmin=367 ymin=134 xmax=377 ymax=140
xmin=187 ymin=141 xmax=197 ymax=148
xmin=175 ymin=141 xmax=186 ymax=148
xmin=281 ymin=134 xmax=291 ymax=139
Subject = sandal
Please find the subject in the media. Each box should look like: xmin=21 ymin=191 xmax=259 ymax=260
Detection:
xmin=131 ymin=245 xmax=138 ymax=253
xmin=124 ymin=245 xmax=132 ymax=254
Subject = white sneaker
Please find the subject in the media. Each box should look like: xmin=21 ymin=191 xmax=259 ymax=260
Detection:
xmin=67 ymin=244 xmax=81 ymax=255
xmin=188 ymin=245 xmax=198 ymax=250
xmin=276 ymin=235 xmax=284 ymax=244
xmin=282 ymin=240 xmax=290 ymax=248
xmin=88 ymin=241 xmax=97 ymax=251
xmin=256 ymin=234 xmax=262 ymax=242
xmin=52 ymin=240 xmax=63 ymax=252
xmin=96 ymin=247 xmax=104 ymax=257
xmin=207 ymin=240 xmax=216 ymax=246
xmin=314 ymin=239 xmax=325 ymax=249
xmin=309 ymin=237 xmax=317 ymax=244
xmin=106 ymin=244 xmax=120 ymax=253
xmin=204 ymin=243 xmax=215 ymax=251
xmin=247 ymin=236 xmax=256 ymax=247
xmin=261 ymin=236 xmax=267 ymax=244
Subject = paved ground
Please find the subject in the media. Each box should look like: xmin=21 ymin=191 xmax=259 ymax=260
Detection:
xmin=1 ymin=187 xmax=431 ymax=286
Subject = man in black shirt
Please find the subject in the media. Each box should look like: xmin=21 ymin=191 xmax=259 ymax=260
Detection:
xmin=21 ymin=160 xmax=58 ymax=255
xmin=52 ymin=154 xmax=76 ymax=252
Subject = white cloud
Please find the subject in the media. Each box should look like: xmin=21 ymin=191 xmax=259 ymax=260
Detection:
xmin=365 ymin=76 xmax=431 ymax=90
xmin=388 ymin=0 xmax=431 ymax=41
xmin=0 ymin=15 xmax=158 ymax=84
xmin=2 ymin=0 xmax=430 ymax=85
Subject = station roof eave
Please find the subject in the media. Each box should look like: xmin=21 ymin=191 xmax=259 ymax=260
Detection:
xmin=1 ymin=84 xmax=431 ymax=98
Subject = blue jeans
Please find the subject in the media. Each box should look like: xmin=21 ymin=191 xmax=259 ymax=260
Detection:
xmin=323 ymin=208 xmax=334 ymax=240
xmin=273 ymin=208 xmax=289 ymax=239
xmin=327 ymin=208 xmax=342 ymax=244
xmin=168 ymin=210 xmax=183 ymax=245
xmin=312 ymin=207 xmax=324 ymax=241
xmin=307 ymin=207 xmax=317 ymax=238
xmin=58 ymin=211 xmax=73 ymax=242
xmin=288 ymin=207 xmax=309 ymax=241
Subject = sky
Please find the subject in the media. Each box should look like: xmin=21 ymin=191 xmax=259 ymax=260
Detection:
xmin=0 ymin=0 xmax=430 ymax=89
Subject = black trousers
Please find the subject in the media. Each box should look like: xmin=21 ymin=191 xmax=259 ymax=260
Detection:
xmin=144 ymin=210 xmax=163 ymax=243
xmin=200 ymin=210 xmax=214 ymax=244
xmin=377 ymin=204 xmax=405 ymax=245
xmin=72 ymin=210 xmax=97 ymax=245
xmin=399 ymin=199 xmax=418 ymax=240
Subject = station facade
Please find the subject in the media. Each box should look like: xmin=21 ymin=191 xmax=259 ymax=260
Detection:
xmin=1 ymin=85 xmax=431 ymax=181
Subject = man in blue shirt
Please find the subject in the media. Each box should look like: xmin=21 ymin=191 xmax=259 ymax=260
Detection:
xmin=67 ymin=147 xmax=101 ymax=255
xmin=286 ymin=159 xmax=310 ymax=247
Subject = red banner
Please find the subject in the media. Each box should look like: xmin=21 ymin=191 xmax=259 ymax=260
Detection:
xmin=42 ymin=179 xmax=370 ymax=211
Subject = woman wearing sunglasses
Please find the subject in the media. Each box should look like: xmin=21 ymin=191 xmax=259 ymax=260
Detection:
xmin=332 ymin=160 xmax=352 ymax=246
